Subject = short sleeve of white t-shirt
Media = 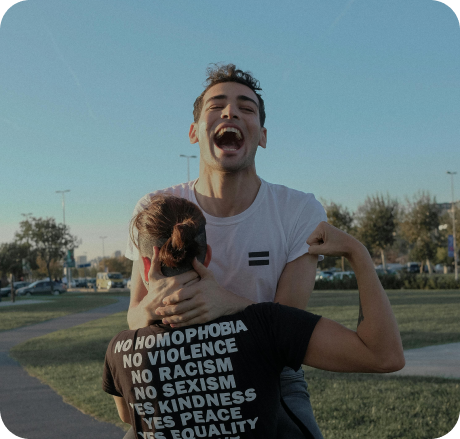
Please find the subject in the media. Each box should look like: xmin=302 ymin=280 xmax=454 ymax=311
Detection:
xmin=125 ymin=178 xmax=327 ymax=303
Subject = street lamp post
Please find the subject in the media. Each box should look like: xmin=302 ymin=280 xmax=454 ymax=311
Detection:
xmin=447 ymin=171 xmax=458 ymax=281
xmin=100 ymin=236 xmax=107 ymax=270
xmin=55 ymin=190 xmax=70 ymax=225
xmin=56 ymin=189 xmax=71 ymax=286
xmin=180 ymin=155 xmax=197 ymax=181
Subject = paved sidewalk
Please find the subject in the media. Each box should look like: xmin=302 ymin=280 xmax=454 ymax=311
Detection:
xmin=0 ymin=297 xmax=130 ymax=439
xmin=391 ymin=342 xmax=460 ymax=379
xmin=0 ymin=300 xmax=47 ymax=307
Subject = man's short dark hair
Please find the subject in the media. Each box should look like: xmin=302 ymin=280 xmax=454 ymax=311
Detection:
xmin=193 ymin=64 xmax=266 ymax=127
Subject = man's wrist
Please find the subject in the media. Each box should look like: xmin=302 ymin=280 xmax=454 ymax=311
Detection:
xmin=225 ymin=291 xmax=253 ymax=315
xmin=347 ymin=242 xmax=372 ymax=269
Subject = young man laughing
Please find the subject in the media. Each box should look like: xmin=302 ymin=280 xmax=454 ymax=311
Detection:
xmin=124 ymin=64 xmax=327 ymax=439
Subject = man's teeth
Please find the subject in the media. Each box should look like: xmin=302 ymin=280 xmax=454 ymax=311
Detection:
xmin=220 ymin=145 xmax=239 ymax=151
xmin=216 ymin=127 xmax=242 ymax=140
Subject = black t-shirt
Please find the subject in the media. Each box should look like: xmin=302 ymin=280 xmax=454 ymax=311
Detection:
xmin=103 ymin=302 xmax=321 ymax=439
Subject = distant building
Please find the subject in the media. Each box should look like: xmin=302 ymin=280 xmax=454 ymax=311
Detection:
xmin=438 ymin=202 xmax=453 ymax=215
xmin=76 ymin=255 xmax=87 ymax=266
xmin=113 ymin=250 xmax=122 ymax=258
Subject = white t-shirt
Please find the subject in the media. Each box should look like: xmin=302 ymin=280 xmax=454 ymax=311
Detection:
xmin=125 ymin=178 xmax=327 ymax=304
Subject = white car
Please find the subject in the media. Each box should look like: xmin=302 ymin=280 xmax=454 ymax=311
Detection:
xmin=315 ymin=271 xmax=334 ymax=281
xmin=332 ymin=271 xmax=355 ymax=280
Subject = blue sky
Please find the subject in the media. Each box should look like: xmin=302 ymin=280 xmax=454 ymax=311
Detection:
xmin=1 ymin=0 xmax=459 ymax=260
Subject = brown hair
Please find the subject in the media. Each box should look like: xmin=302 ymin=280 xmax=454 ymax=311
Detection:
xmin=193 ymin=63 xmax=266 ymax=127
xmin=130 ymin=195 xmax=207 ymax=276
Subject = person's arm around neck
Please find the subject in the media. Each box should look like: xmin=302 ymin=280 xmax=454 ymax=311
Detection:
xmin=127 ymin=260 xmax=160 ymax=330
xmin=304 ymin=222 xmax=405 ymax=373
xmin=129 ymin=248 xmax=253 ymax=330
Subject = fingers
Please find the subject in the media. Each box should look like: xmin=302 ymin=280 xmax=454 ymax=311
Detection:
xmin=162 ymin=286 xmax=198 ymax=306
xmin=192 ymin=258 xmax=210 ymax=279
xmin=307 ymin=243 xmax=323 ymax=256
xmin=306 ymin=221 xmax=326 ymax=246
xmin=160 ymin=307 xmax=206 ymax=327
xmin=149 ymin=247 xmax=164 ymax=281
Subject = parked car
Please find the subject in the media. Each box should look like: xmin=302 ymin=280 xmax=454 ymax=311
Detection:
xmin=86 ymin=278 xmax=96 ymax=288
xmin=96 ymin=272 xmax=124 ymax=289
xmin=16 ymin=280 xmax=67 ymax=296
xmin=75 ymin=278 xmax=88 ymax=288
xmin=0 ymin=281 xmax=31 ymax=297
xmin=375 ymin=268 xmax=395 ymax=276
xmin=315 ymin=271 xmax=334 ymax=281
xmin=332 ymin=271 xmax=355 ymax=280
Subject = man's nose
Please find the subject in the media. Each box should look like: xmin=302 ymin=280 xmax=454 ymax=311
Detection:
xmin=221 ymin=104 xmax=239 ymax=119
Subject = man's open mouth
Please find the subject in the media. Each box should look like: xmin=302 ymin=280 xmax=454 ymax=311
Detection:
xmin=214 ymin=127 xmax=244 ymax=151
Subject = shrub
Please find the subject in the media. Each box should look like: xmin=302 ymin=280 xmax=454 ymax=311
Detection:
xmin=315 ymin=273 xmax=460 ymax=290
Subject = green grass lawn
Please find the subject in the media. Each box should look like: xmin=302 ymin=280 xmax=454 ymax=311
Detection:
xmin=10 ymin=289 xmax=460 ymax=438
xmin=0 ymin=291 xmax=127 ymax=331
xmin=308 ymin=289 xmax=460 ymax=349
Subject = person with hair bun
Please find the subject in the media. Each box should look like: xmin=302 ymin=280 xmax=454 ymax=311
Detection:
xmin=105 ymin=195 xmax=404 ymax=439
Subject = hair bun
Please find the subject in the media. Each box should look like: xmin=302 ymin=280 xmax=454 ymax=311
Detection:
xmin=159 ymin=219 xmax=199 ymax=268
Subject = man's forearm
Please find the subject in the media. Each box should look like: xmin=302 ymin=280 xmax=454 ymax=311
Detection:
xmin=127 ymin=295 xmax=163 ymax=330
xmin=348 ymin=243 xmax=404 ymax=370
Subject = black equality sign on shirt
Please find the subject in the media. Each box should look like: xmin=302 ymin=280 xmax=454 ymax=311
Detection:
xmin=112 ymin=320 xmax=259 ymax=439
xmin=248 ymin=251 xmax=269 ymax=266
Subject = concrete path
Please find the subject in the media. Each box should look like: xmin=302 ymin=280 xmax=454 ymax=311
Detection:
xmin=0 ymin=297 xmax=130 ymax=439
xmin=391 ymin=342 xmax=460 ymax=379
xmin=0 ymin=300 xmax=48 ymax=307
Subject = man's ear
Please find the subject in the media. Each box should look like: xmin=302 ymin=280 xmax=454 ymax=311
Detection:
xmin=189 ymin=123 xmax=199 ymax=144
xmin=141 ymin=256 xmax=151 ymax=283
xmin=203 ymin=244 xmax=212 ymax=267
xmin=259 ymin=127 xmax=267 ymax=149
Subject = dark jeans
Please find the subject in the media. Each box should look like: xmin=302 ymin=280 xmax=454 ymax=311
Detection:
xmin=277 ymin=366 xmax=323 ymax=439
xmin=122 ymin=367 xmax=322 ymax=439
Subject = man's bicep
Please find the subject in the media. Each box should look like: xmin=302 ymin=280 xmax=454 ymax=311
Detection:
xmin=274 ymin=253 xmax=318 ymax=310
xmin=129 ymin=259 xmax=148 ymax=309
xmin=303 ymin=318 xmax=378 ymax=373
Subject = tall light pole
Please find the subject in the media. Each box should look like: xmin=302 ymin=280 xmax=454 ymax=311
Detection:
xmin=56 ymin=190 xmax=71 ymax=285
xmin=100 ymin=236 xmax=107 ymax=260
xmin=55 ymin=190 xmax=70 ymax=225
xmin=447 ymin=171 xmax=458 ymax=281
xmin=180 ymin=155 xmax=197 ymax=181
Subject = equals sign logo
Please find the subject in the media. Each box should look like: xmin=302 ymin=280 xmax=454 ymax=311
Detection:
xmin=248 ymin=251 xmax=269 ymax=266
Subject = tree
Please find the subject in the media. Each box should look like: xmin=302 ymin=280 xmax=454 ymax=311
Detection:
xmin=0 ymin=242 xmax=29 ymax=281
xmin=15 ymin=217 xmax=78 ymax=292
xmin=0 ymin=241 xmax=38 ymax=300
xmin=400 ymin=192 xmax=440 ymax=274
xmin=324 ymin=202 xmax=355 ymax=271
xmin=98 ymin=256 xmax=132 ymax=277
xmin=355 ymin=194 xmax=399 ymax=270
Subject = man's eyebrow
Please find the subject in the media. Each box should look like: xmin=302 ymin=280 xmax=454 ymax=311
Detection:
xmin=205 ymin=94 xmax=259 ymax=108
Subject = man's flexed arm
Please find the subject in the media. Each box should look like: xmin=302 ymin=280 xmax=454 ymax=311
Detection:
xmin=303 ymin=222 xmax=405 ymax=372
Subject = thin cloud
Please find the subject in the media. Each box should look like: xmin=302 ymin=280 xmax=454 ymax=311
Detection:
xmin=41 ymin=19 xmax=96 ymax=121
xmin=324 ymin=0 xmax=358 ymax=38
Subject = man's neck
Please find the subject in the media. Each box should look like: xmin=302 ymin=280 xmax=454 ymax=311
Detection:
xmin=194 ymin=166 xmax=261 ymax=217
